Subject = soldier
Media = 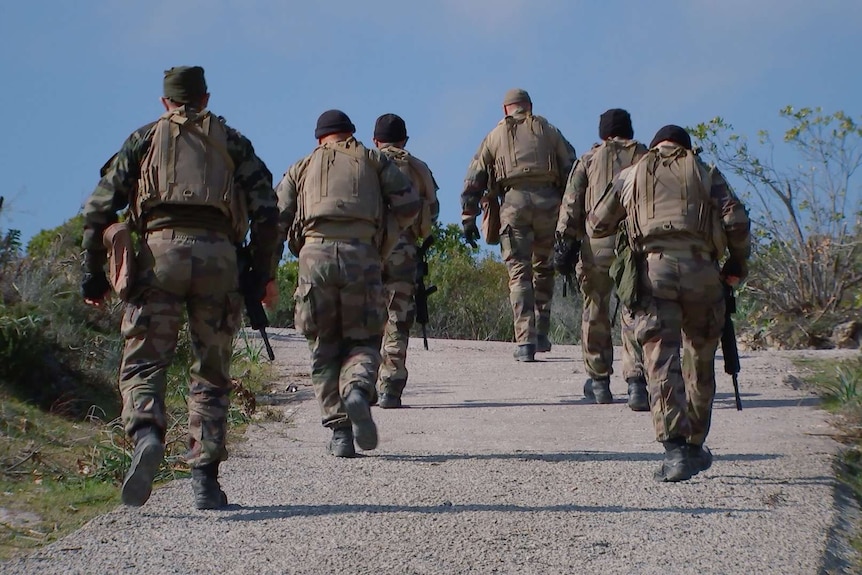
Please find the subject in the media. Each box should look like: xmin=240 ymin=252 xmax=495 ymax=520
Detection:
xmin=461 ymin=88 xmax=576 ymax=362
xmin=555 ymin=109 xmax=649 ymax=410
xmin=588 ymin=125 xmax=751 ymax=482
xmin=80 ymin=66 xmax=280 ymax=508
xmin=276 ymin=110 xmax=419 ymax=457
xmin=372 ymin=114 xmax=440 ymax=409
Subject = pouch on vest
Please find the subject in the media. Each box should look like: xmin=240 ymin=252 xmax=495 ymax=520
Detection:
xmin=103 ymin=221 xmax=135 ymax=301
xmin=480 ymin=194 xmax=501 ymax=245
xmin=135 ymin=109 xmax=248 ymax=242
xmin=609 ymin=222 xmax=640 ymax=310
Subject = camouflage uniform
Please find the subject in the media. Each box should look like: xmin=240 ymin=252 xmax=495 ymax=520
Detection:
xmin=276 ymin=135 xmax=418 ymax=434
xmin=461 ymin=91 xmax=575 ymax=357
xmin=557 ymin=136 xmax=648 ymax=401
xmin=588 ymin=129 xmax=750 ymax=480
xmin=82 ymin=111 xmax=279 ymax=469
xmin=376 ymin=144 xmax=439 ymax=402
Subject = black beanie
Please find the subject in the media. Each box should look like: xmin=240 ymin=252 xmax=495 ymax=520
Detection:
xmin=649 ymin=124 xmax=692 ymax=149
xmin=314 ymin=109 xmax=356 ymax=139
xmin=374 ymin=113 xmax=408 ymax=143
xmin=163 ymin=66 xmax=208 ymax=104
xmin=598 ymin=108 xmax=633 ymax=140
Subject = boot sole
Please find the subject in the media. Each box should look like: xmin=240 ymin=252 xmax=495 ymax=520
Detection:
xmin=121 ymin=441 xmax=165 ymax=507
xmin=627 ymin=398 xmax=650 ymax=412
xmin=344 ymin=393 xmax=378 ymax=451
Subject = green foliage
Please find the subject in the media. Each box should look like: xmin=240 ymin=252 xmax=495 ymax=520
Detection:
xmin=691 ymin=107 xmax=862 ymax=343
xmin=425 ymin=247 xmax=511 ymax=341
xmin=267 ymin=258 xmax=298 ymax=328
xmin=26 ymin=214 xmax=85 ymax=260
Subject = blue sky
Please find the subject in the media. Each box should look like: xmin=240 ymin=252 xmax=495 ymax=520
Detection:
xmin=1 ymin=0 xmax=860 ymax=245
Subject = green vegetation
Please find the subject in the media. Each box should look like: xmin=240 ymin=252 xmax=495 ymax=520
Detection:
xmin=794 ymin=355 xmax=862 ymax=559
xmin=691 ymin=107 xmax=862 ymax=348
xmin=0 ymin=206 xmax=275 ymax=559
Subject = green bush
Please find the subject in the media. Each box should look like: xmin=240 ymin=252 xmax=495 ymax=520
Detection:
xmin=267 ymin=258 xmax=298 ymax=328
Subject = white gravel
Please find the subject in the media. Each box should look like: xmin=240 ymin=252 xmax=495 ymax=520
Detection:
xmin=3 ymin=329 xmax=859 ymax=574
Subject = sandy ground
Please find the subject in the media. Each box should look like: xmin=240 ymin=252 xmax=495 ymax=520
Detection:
xmin=2 ymin=328 xmax=859 ymax=575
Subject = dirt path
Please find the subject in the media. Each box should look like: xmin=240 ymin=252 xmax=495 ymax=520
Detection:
xmin=3 ymin=329 xmax=858 ymax=574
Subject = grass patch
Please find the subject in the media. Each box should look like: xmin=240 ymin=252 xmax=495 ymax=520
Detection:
xmin=0 ymin=330 xmax=279 ymax=561
xmin=793 ymin=354 xmax=862 ymax=561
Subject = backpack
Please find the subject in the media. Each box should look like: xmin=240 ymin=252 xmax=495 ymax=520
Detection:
xmin=585 ymin=139 xmax=646 ymax=215
xmin=629 ymin=146 xmax=725 ymax=255
xmin=386 ymin=148 xmax=437 ymax=239
xmin=491 ymin=114 xmax=560 ymax=187
xmin=135 ymin=109 xmax=248 ymax=241
xmin=299 ymin=139 xmax=383 ymax=226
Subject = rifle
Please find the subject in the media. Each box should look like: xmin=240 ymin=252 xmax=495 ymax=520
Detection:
xmin=415 ymin=235 xmax=438 ymax=350
xmin=236 ymin=244 xmax=275 ymax=361
xmin=721 ymin=282 xmax=742 ymax=410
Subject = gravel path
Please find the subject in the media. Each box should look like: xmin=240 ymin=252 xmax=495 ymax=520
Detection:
xmin=3 ymin=329 xmax=858 ymax=574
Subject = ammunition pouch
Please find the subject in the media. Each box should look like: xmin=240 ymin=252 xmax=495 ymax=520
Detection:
xmin=102 ymin=221 xmax=136 ymax=301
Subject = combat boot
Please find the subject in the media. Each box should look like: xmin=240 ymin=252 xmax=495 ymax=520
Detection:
xmin=626 ymin=377 xmax=650 ymax=412
xmin=328 ymin=427 xmax=356 ymax=458
xmin=121 ymin=426 xmax=165 ymax=507
xmin=378 ymin=392 xmax=403 ymax=409
xmin=344 ymin=388 xmax=378 ymax=451
xmin=536 ymin=335 xmax=552 ymax=353
xmin=191 ymin=462 xmax=228 ymax=510
xmin=513 ymin=344 xmax=536 ymax=362
xmin=585 ymin=377 xmax=612 ymax=404
xmin=654 ymin=439 xmax=694 ymax=483
xmin=688 ymin=443 xmax=713 ymax=475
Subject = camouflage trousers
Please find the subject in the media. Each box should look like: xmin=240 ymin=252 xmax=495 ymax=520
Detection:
xmin=294 ymin=239 xmax=386 ymax=429
xmin=119 ymin=228 xmax=241 ymax=468
xmin=577 ymin=235 xmax=643 ymax=381
xmin=635 ymin=251 xmax=725 ymax=446
xmin=499 ymin=186 xmax=560 ymax=344
xmin=377 ymin=235 xmax=417 ymax=398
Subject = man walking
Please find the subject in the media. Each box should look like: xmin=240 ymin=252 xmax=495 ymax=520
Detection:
xmin=372 ymin=114 xmax=439 ymax=409
xmin=461 ymin=88 xmax=576 ymax=362
xmin=81 ymin=66 xmax=280 ymax=509
xmin=555 ymin=109 xmax=649 ymax=409
xmin=588 ymin=125 xmax=751 ymax=481
xmin=276 ymin=110 xmax=419 ymax=456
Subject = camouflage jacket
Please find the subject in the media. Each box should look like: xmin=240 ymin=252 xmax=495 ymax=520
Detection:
xmin=460 ymin=110 xmax=576 ymax=221
xmin=378 ymin=144 xmax=440 ymax=242
xmin=82 ymin=109 xmax=280 ymax=277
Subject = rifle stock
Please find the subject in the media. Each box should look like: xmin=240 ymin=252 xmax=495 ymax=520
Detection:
xmin=237 ymin=245 xmax=275 ymax=361
xmin=721 ymin=282 xmax=742 ymax=410
xmin=415 ymin=235 xmax=437 ymax=350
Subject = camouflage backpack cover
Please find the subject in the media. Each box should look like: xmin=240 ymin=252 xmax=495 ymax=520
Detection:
xmin=135 ymin=108 xmax=248 ymax=242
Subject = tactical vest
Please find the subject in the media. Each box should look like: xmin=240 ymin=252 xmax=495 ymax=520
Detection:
xmin=300 ymin=140 xmax=382 ymax=227
xmin=629 ymin=146 xmax=726 ymax=256
xmin=491 ymin=114 xmax=560 ymax=187
xmin=135 ymin=109 xmax=248 ymax=241
xmin=585 ymin=139 xmax=645 ymax=214
xmin=386 ymin=148 xmax=435 ymax=238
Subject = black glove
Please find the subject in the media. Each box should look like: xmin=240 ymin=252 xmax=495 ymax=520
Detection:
xmin=721 ymin=257 xmax=748 ymax=282
xmin=82 ymin=270 xmax=111 ymax=301
xmin=83 ymin=249 xmax=107 ymax=274
xmin=553 ymin=233 xmax=580 ymax=276
xmin=462 ymin=219 xmax=480 ymax=249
